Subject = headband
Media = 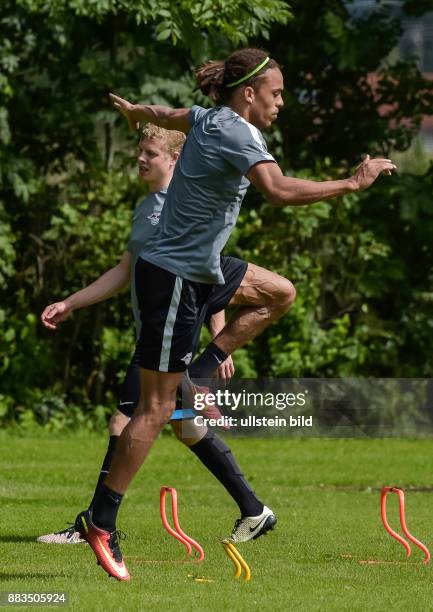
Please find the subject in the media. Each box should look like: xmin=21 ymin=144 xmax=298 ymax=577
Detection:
xmin=226 ymin=57 xmax=270 ymax=88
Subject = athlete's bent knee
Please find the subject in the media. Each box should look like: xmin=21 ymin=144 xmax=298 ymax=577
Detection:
xmin=109 ymin=410 xmax=130 ymax=436
xmin=272 ymin=279 xmax=296 ymax=314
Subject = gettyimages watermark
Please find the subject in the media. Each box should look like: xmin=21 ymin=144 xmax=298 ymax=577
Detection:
xmin=179 ymin=378 xmax=433 ymax=438
xmin=192 ymin=387 xmax=311 ymax=429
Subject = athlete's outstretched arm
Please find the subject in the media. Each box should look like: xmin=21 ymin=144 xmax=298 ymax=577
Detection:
xmin=247 ymin=155 xmax=396 ymax=207
xmin=41 ymin=252 xmax=131 ymax=330
xmin=109 ymin=93 xmax=191 ymax=134
xmin=209 ymin=310 xmax=235 ymax=380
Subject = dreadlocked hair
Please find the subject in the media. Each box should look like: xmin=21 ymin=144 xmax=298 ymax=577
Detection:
xmin=195 ymin=48 xmax=280 ymax=104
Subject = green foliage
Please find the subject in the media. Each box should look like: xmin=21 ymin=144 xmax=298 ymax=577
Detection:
xmin=1 ymin=0 xmax=433 ymax=428
xmin=1 ymin=387 xmax=111 ymax=432
xmin=17 ymin=0 xmax=291 ymax=56
xmin=0 ymin=203 xmax=15 ymax=288
xmin=270 ymin=0 xmax=433 ymax=167
xmin=392 ymin=135 xmax=433 ymax=175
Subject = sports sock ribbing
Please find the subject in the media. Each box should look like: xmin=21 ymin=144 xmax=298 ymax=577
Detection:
xmin=190 ymin=431 xmax=264 ymax=516
xmin=88 ymin=435 xmax=119 ymax=510
xmin=91 ymin=484 xmax=124 ymax=532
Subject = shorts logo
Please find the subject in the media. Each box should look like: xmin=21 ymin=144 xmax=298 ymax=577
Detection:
xmin=180 ymin=352 xmax=192 ymax=365
xmin=147 ymin=212 xmax=161 ymax=226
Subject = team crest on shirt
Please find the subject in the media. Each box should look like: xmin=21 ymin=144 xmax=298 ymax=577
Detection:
xmin=147 ymin=212 xmax=161 ymax=225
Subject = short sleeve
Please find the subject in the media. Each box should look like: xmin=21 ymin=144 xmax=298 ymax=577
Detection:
xmin=220 ymin=119 xmax=275 ymax=175
xmin=189 ymin=105 xmax=208 ymax=127
xmin=125 ymin=207 xmax=137 ymax=252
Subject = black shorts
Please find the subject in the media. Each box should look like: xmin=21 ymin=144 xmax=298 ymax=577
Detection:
xmin=134 ymin=256 xmax=247 ymax=373
xmin=207 ymin=255 xmax=248 ymax=316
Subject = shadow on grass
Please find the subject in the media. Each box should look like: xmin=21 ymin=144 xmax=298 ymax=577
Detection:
xmin=0 ymin=571 xmax=66 ymax=579
xmin=0 ymin=535 xmax=41 ymax=543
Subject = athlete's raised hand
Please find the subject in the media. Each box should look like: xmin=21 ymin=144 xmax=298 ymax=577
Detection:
xmin=110 ymin=93 xmax=191 ymax=133
xmin=41 ymin=301 xmax=72 ymax=330
xmin=351 ymin=154 xmax=396 ymax=191
xmin=109 ymin=93 xmax=140 ymax=131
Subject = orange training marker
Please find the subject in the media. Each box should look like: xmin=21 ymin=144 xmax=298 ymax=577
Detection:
xmin=160 ymin=486 xmax=204 ymax=562
xmin=381 ymin=486 xmax=430 ymax=564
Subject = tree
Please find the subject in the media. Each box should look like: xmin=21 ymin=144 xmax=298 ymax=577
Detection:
xmin=1 ymin=0 xmax=433 ymax=427
xmin=0 ymin=0 xmax=290 ymax=422
xmin=227 ymin=0 xmax=433 ymax=378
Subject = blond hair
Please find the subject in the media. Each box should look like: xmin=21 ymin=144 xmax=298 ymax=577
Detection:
xmin=140 ymin=124 xmax=185 ymax=156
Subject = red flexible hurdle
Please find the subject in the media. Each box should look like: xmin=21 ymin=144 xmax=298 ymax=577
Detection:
xmin=160 ymin=486 xmax=205 ymax=562
xmin=381 ymin=486 xmax=430 ymax=564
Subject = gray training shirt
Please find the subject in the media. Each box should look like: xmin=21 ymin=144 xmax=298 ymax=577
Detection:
xmin=126 ymin=189 xmax=166 ymax=335
xmin=140 ymin=105 xmax=275 ymax=284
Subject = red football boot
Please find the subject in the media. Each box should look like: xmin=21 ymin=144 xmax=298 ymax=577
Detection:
xmin=80 ymin=513 xmax=130 ymax=581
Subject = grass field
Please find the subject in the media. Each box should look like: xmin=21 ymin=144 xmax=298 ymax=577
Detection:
xmin=2 ymin=433 xmax=433 ymax=611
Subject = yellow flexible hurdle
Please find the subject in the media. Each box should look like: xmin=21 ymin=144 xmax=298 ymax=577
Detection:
xmin=222 ymin=539 xmax=251 ymax=581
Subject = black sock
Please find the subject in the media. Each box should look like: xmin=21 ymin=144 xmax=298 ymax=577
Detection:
xmin=88 ymin=435 xmax=119 ymax=510
xmin=91 ymin=484 xmax=124 ymax=532
xmin=188 ymin=342 xmax=229 ymax=379
xmin=190 ymin=431 xmax=264 ymax=516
